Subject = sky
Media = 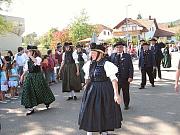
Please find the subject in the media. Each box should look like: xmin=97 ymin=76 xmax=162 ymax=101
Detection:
xmin=1 ymin=0 xmax=180 ymax=35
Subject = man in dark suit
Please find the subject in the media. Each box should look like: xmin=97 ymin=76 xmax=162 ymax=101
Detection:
xmin=110 ymin=41 xmax=134 ymax=110
xmin=139 ymin=42 xmax=156 ymax=89
xmin=149 ymin=38 xmax=165 ymax=79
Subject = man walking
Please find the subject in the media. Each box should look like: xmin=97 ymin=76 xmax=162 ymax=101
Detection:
xmin=110 ymin=41 xmax=134 ymax=110
xmin=139 ymin=42 xmax=156 ymax=89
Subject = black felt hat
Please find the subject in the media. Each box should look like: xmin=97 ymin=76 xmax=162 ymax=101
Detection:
xmin=27 ymin=45 xmax=37 ymax=50
xmin=57 ymin=43 xmax=62 ymax=48
xmin=76 ymin=44 xmax=83 ymax=48
xmin=90 ymin=43 xmax=105 ymax=53
xmin=113 ymin=41 xmax=126 ymax=48
xmin=142 ymin=42 xmax=150 ymax=46
xmin=140 ymin=39 xmax=145 ymax=42
xmin=149 ymin=37 xmax=157 ymax=41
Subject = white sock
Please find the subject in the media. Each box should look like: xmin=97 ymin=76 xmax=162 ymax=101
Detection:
xmin=101 ymin=132 xmax=108 ymax=135
xmin=71 ymin=90 xmax=75 ymax=97
xmin=87 ymin=132 xmax=93 ymax=135
xmin=69 ymin=93 xmax=72 ymax=97
xmin=27 ymin=108 xmax=34 ymax=111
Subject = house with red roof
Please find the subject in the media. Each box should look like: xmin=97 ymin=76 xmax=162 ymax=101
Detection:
xmin=113 ymin=16 xmax=175 ymax=41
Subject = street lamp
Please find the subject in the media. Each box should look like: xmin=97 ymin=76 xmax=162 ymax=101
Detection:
xmin=125 ymin=4 xmax=132 ymax=53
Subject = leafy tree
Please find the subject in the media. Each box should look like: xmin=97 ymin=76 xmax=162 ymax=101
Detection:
xmin=52 ymin=29 xmax=70 ymax=45
xmin=0 ymin=15 xmax=13 ymax=34
xmin=22 ymin=32 xmax=39 ymax=46
xmin=175 ymin=29 xmax=180 ymax=41
xmin=39 ymin=28 xmax=58 ymax=49
xmin=0 ymin=0 xmax=12 ymax=3
xmin=137 ymin=13 xmax=142 ymax=19
xmin=0 ymin=0 xmax=13 ymax=34
xmin=39 ymin=34 xmax=50 ymax=49
xmin=106 ymin=38 xmax=126 ymax=45
xmin=69 ymin=9 xmax=95 ymax=43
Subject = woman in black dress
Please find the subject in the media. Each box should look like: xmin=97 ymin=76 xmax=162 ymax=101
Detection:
xmin=78 ymin=43 xmax=123 ymax=135
xmin=60 ymin=42 xmax=82 ymax=100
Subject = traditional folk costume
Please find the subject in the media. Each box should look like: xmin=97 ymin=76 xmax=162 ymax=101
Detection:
xmin=78 ymin=44 xmax=122 ymax=134
xmin=21 ymin=46 xmax=55 ymax=115
xmin=139 ymin=42 xmax=156 ymax=89
xmin=61 ymin=43 xmax=82 ymax=100
xmin=110 ymin=42 xmax=134 ymax=110
xmin=162 ymin=45 xmax=171 ymax=68
xmin=74 ymin=45 xmax=88 ymax=84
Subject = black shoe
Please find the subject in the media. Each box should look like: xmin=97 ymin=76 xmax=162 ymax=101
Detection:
xmin=139 ymin=86 xmax=145 ymax=89
xmin=124 ymin=106 xmax=129 ymax=110
xmin=46 ymin=104 xmax=49 ymax=109
xmin=152 ymin=84 xmax=155 ymax=87
xmin=74 ymin=96 xmax=77 ymax=100
xmin=26 ymin=109 xmax=34 ymax=116
xmin=67 ymin=97 xmax=73 ymax=101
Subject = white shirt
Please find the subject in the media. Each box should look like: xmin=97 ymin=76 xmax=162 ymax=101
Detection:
xmin=0 ymin=56 xmax=4 ymax=66
xmin=83 ymin=60 xmax=118 ymax=81
xmin=23 ymin=57 xmax=42 ymax=72
xmin=73 ymin=50 xmax=88 ymax=62
xmin=62 ymin=51 xmax=79 ymax=64
xmin=14 ymin=53 xmax=27 ymax=67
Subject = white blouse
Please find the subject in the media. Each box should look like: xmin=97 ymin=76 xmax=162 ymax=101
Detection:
xmin=62 ymin=52 xmax=79 ymax=64
xmin=62 ymin=51 xmax=88 ymax=64
xmin=72 ymin=51 xmax=88 ymax=63
xmin=23 ymin=57 xmax=42 ymax=72
xmin=83 ymin=60 xmax=118 ymax=81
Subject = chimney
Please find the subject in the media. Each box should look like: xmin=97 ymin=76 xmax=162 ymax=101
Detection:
xmin=149 ymin=16 xmax=152 ymax=20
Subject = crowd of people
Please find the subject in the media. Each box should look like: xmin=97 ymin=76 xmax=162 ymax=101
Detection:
xmin=0 ymin=37 xmax=179 ymax=135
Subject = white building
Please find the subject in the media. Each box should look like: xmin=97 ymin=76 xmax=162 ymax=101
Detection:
xmin=0 ymin=14 xmax=25 ymax=52
xmin=113 ymin=16 xmax=175 ymax=41
xmin=94 ymin=24 xmax=113 ymax=42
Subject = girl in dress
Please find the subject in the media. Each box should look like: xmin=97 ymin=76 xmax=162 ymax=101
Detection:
xmin=20 ymin=46 xmax=55 ymax=115
xmin=0 ymin=64 xmax=8 ymax=102
xmin=8 ymin=61 xmax=19 ymax=98
xmin=78 ymin=43 xmax=123 ymax=135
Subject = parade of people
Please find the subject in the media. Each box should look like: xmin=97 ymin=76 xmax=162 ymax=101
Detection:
xmin=0 ymin=0 xmax=180 ymax=134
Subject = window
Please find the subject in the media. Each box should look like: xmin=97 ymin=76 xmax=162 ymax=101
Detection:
xmin=122 ymin=27 xmax=126 ymax=31
xmin=108 ymin=31 xmax=110 ymax=35
xmin=104 ymin=31 xmax=106 ymax=35
xmin=132 ymin=26 xmax=137 ymax=31
xmin=150 ymin=28 xmax=151 ymax=31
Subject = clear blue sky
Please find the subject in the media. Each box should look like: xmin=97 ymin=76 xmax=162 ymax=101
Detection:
xmin=3 ymin=0 xmax=180 ymax=35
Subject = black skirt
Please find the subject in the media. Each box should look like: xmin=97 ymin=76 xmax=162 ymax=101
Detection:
xmin=78 ymin=79 xmax=123 ymax=132
xmin=62 ymin=63 xmax=82 ymax=92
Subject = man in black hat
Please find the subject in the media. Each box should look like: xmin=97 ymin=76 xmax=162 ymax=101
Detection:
xmin=149 ymin=37 xmax=164 ymax=79
xmin=109 ymin=41 xmax=134 ymax=110
xmin=139 ymin=42 xmax=156 ymax=89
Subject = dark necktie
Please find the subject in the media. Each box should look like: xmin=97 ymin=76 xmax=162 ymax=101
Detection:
xmin=151 ymin=46 xmax=155 ymax=51
xmin=117 ymin=54 xmax=121 ymax=77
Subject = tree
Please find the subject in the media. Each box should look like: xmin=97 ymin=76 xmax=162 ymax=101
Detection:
xmin=106 ymin=38 xmax=126 ymax=44
xmin=0 ymin=0 xmax=13 ymax=34
xmin=39 ymin=28 xmax=59 ymax=49
xmin=168 ymin=22 xmax=175 ymax=28
xmin=52 ymin=29 xmax=70 ymax=45
xmin=69 ymin=9 xmax=95 ymax=43
xmin=22 ymin=32 xmax=39 ymax=46
xmin=137 ymin=13 xmax=142 ymax=19
xmin=0 ymin=15 xmax=13 ymax=34
xmin=175 ymin=29 xmax=180 ymax=41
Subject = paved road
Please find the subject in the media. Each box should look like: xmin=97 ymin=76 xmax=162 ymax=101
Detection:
xmin=0 ymin=60 xmax=180 ymax=135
